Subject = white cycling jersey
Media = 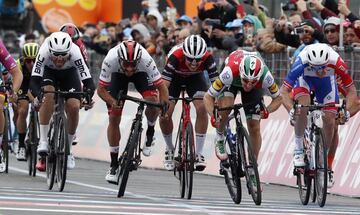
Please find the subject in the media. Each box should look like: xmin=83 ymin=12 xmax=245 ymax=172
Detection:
xmin=99 ymin=44 xmax=162 ymax=87
xmin=31 ymin=37 xmax=91 ymax=81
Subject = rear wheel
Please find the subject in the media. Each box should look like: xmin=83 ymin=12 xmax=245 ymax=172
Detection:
xmin=56 ymin=116 xmax=68 ymax=192
xmin=315 ymin=129 xmax=327 ymax=207
xmin=184 ymin=123 xmax=195 ymax=200
xmin=117 ymin=121 xmax=140 ymax=198
xmin=238 ymin=126 xmax=261 ymax=205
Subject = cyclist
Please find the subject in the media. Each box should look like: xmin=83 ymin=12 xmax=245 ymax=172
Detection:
xmin=60 ymin=23 xmax=90 ymax=145
xmin=97 ymin=40 xmax=169 ymax=183
xmin=0 ymin=40 xmax=23 ymax=172
xmin=280 ymin=43 xmax=354 ymax=174
xmin=203 ymin=50 xmax=282 ymax=162
xmin=30 ymin=32 xmax=95 ymax=171
xmin=160 ymin=35 xmax=218 ymax=171
xmin=60 ymin=23 xmax=89 ymax=66
xmin=14 ymin=43 xmax=39 ymax=161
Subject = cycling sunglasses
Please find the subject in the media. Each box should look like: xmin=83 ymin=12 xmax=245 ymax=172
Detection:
xmin=324 ymin=28 xmax=336 ymax=34
xmin=51 ymin=52 xmax=69 ymax=57
xmin=186 ymin=56 xmax=202 ymax=63
xmin=121 ymin=61 xmax=137 ymax=68
xmin=25 ymin=58 xmax=35 ymax=64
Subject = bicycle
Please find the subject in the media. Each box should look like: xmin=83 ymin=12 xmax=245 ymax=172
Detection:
xmin=293 ymin=100 xmax=344 ymax=207
xmin=215 ymin=103 xmax=262 ymax=205
xmin=172 ymin=91 xmax=202 ymax=200
xmin=115 ymin=93 xmax=163 ymax=198
xmin=26 ymin=103 xmax=40 ymax=177
xmin=0 ymin=83 xmax=14 ymax=174
xmin=42 ymin=89 xmax=89 ymax=192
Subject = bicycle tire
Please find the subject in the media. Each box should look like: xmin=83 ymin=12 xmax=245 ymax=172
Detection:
xmin=238 ymin=126 xmax=262 ymax=205
xmin=296 ymin=168 xmax=311 ymax=205
xmin=315 ymin=128 xmax=327 ymax=207
xmin=223 ymin=117 xmax=242 ymax=204
xmin=175 ymin=120 xmax=185 ymax=198
xmin=223 ymin=141 xmax=242 ymax=204
xmin=117 ymin=120 xmax=140 ymax=198
xmin=296 ymin=135 xmax=312 ymax=205
xmin=47 ymin=120 xmax=56 ymax=190
xmin=3 ymin=109 xmax=9 ymax=173
xmin=184 ymin=123 xmax=194 ymax=200
xmin=311 ymin=178 xmax=316 ymax=203
xmin=56 ymin=116 xmax=68 ymax=192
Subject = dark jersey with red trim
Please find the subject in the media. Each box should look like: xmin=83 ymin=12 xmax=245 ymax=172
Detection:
xmin=162 ymin=44 xmax=218 ymax=82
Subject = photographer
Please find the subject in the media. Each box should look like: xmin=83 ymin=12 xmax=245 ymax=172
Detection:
xmin=274 ymin=14 xmax=302 ymax=48
xmin=198 ymin=0 xmax=237 ymax=49
xmin=292 ymin=20 xmax=323 ymax=58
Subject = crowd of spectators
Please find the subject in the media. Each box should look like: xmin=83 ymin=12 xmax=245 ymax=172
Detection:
xmin=2 ymin=0 xmax=360 ymax=66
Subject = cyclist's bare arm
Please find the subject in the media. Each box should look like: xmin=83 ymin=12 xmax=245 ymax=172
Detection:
xmin=344 ymin=84 xmax=359 ymax=117
xmin=97 ymin=85 xmax=117 ymax=107
xmin=267 ymin=95 xmax=282 ymax=113
xmin=9 ymin=65 xmax=23 ymax=93
xmin=280 ymin=85 xmax=293 ymax=112
xmin=203 ymin=92 xmax=216 ymax=117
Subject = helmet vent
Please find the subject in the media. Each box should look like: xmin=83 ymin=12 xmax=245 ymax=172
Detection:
xmin=312 ymin=50 xmax=316 ymax=57
xmin=308 ymin=54 xmax=312 ymax=61
xmin=320 ymin=50 xmax=323 ymax=57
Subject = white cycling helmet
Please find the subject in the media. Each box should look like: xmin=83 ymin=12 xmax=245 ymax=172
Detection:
xmin=306 ymin=43 xmax=330 ymax=66
xmin=48 ymin=32 xmax=72 ymax=54
xmin=182 ymin=35 xmax=207 ymax=59
xmin=117 ymin=40 xmax=142 ymax=64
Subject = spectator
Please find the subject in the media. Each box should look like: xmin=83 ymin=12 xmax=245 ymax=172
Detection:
xmin=345 ymin=26 xmax=360 ymax=47
xmin=177 ymin=28 xmax=191 ymax=44
xmin=323 ymin=16 xmax=340 ymax=46
xmin=197 ymin=0 xmax=237 ymax=26
xmin=176 ymin=15 xmax=192 ymax=29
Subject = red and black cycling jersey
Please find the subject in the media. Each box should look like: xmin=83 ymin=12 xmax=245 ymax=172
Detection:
xmin=162 ymin=45 xmax=218 ymax=82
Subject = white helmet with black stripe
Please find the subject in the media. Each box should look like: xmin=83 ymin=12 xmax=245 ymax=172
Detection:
xmin=182 ymin=35 xmax=207 ymax=59
xmin=48 ymin=32 xmax=72 ymax=54
xmin=305 ymin=43 xmax=330 ymax=66
xmin=117 ymin=40 xmax=142 ymax=64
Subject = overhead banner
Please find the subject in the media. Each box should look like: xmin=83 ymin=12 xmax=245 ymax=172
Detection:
xmin=33 ymin=0 xmax=122 ymax=32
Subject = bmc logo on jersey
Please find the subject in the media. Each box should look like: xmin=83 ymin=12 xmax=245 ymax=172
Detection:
xmin=34 ymin=55 xmax=45 ymax=74
xmin=74 ymin=59 xmax=87 ymax=78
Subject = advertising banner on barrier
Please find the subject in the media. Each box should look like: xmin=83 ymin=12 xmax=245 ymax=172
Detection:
xmin=75 ymin=95 xmax=360 ymax=197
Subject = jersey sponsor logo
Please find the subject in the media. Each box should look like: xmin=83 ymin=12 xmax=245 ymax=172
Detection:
xmin=149 ymin=70 xmax=160 ymax=80
xmin=104 ymin=60 xmax=111 ymax=68
xmin=34 ymin=55 xmax=45 ymax=74
xmin=265 ymin=74 xmax=273 ymax=85
xmin=146 ymin=59 xmax=152 ymax=68
xmin=269 ymin=83 xmax=279 ymax=94
xmin=221 ymin=72 xmax=231 ymax=81
xmin=212 ymin=79 xmax=223 ymax=91
xmin=339 ymin=65 xmax=347 ymax=73
xmin=74 ymin=59 xmax=87 ymax=78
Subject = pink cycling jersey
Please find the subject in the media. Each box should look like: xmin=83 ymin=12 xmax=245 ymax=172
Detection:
xmin=0 ymin=40 xmax=17 ymax=72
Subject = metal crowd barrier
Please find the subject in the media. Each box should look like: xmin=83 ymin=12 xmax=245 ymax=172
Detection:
xmin=87 ymin=47 xmax=360 ymax=94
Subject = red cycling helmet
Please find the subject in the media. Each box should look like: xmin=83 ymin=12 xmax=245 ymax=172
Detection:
xmin=59 ymin=23 xmax=80 ymax=41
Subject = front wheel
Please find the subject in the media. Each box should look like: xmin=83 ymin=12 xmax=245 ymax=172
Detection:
xmin=238 ymin=126 xmax=261 ymax=205
xmin=295 ymin=167 xmax=311 ymax=205
xmin=56 ymin=116 xmax=69 ymax=192
xmin=46 ymin=120 xmax=56 ymax=190
xmin=315 ymin=129 xmax=327 ymax=207
xmin=184 ymin=123 xmax=194 ymax=200
xmin=117 ymin=121 xmax=140 ymax=198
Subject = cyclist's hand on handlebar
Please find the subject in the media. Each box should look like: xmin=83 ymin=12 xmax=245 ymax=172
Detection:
xmin=289 ymin=108 xmax=296 ymax=126
xmin=337 ymin=109 xmax=350 ymax=125
xmin=210 ymin=115 xmax=220 ymax=128
xmin=82 ymin=98 xmax=94 ymax=111
xmin=260 ymin=107 xmax=269 ymax=119
xmin=160 ymin=100 xmax=170 ymax=118
xmin=33 ymin=96 xmax=42 ymax=111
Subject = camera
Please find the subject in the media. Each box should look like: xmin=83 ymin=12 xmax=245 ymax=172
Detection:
xmin=243 ymin=0 xmax=253 ymax=5
xmin=294 ymin=26 xmax=304 ymax=35
xmin=281 ymin=2 xmax=297 ymax=11
xmin=205 ymin=19 xmax=221 ymax=27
